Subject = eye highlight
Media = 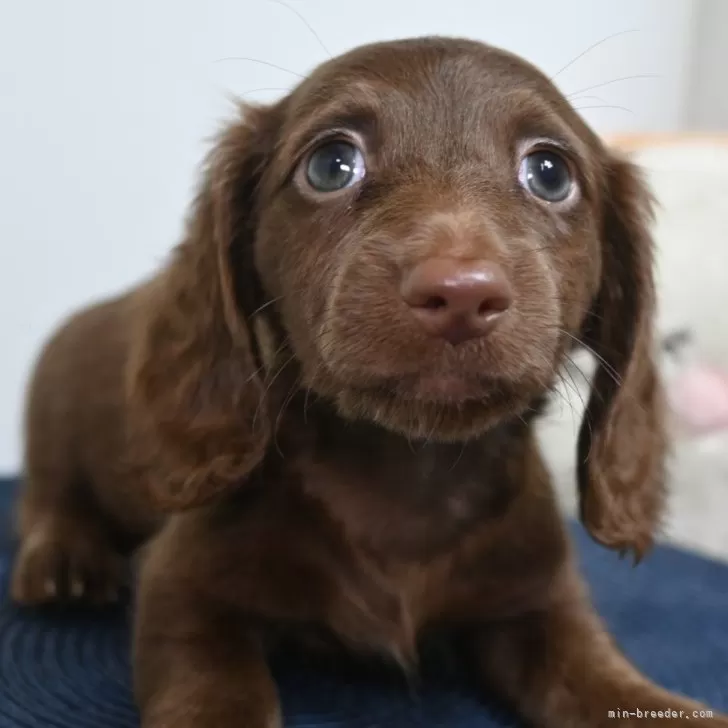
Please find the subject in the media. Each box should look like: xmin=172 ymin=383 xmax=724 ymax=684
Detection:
xmin=304 ymin=139 xmax=366 ymax=193
xmin=519 ymin=150 xmax=574 ymax=203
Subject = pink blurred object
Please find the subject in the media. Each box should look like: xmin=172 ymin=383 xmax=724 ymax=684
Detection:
xmin=668 ymin=363 xmax=728 ymax=434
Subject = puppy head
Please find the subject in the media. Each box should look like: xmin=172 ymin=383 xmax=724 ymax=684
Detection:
xmin=130 ymin=37 xmax=664 ymax=554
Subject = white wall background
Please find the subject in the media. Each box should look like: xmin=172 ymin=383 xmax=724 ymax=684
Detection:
xmin=686 ymin=0 xmax=728 ymax=130
xmin=0 ymin=0 xmax=715 ymax=473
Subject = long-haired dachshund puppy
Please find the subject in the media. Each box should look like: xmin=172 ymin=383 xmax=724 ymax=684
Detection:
xmin=11 ymin=36 xmax=727 ymax=728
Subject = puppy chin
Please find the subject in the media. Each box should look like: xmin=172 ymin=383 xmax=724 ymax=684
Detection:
xmin=332 ymin=383 xmax=535 ymax=442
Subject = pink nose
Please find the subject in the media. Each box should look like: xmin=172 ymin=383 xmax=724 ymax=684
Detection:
xmin=400 ymin=258 xmax=512 ymax=345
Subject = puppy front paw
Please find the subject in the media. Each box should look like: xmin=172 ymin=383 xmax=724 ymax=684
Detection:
xmin=11 ymin=517 xmax=124 ymax=606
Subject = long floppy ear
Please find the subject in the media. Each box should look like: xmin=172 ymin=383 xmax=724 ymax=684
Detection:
xmin=577 ymin=153 xmax=667 ymax=560
xmin=127 ymin=103 xmax=279 ymax=511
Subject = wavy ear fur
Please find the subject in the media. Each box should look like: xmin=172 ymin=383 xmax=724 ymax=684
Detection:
xmin=577 ymin=153 xmax=667 ymax=560
xmin=127 ymin=103 xmax=279 ymax=511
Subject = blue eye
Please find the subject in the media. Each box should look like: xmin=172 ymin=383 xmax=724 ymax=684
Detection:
xmin=305 ymin=141 xmax=366 ymax=192
xmin=519 ymin=150 xmax=573 ymax=202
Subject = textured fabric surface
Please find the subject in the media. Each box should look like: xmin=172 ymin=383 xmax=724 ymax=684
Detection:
xmin=1 ymin=476 xmax=727 ymax=728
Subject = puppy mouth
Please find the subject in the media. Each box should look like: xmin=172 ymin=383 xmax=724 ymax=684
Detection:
xmin=330 ymin=372 xmax=535 ymax=442
xmin=310 ymin=347 xmax=553 ymax=438
xmin=388 ymin=373 xmax=494 ymax=404
xmin=347 ymin=372 xmax=504 ymax=406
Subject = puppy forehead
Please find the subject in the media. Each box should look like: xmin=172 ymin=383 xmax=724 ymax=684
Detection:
xmin=281 ymin=39 xmax=589 ymax=150
xmin=298 ymin=38 xmax=550 ymax=106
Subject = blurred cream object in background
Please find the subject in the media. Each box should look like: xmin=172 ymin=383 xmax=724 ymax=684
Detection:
xmin=540 ymin=135 xmax=728 ymax=561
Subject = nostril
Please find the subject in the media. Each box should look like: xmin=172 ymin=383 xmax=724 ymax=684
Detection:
xmin=478 ymin=297 xmax=510 ymax=317
xmin=424 ymin=295 xmax=447 ymax=310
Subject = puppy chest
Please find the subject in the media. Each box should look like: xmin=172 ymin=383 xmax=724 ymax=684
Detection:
xmin=246 ymin=440 xmax=564 ymax=657
xmin=272 ymin=542 xmax=563 ymax=666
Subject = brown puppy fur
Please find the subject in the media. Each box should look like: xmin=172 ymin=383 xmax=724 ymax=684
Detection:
xmin=11 ymin=37 xmax=726 ymax=727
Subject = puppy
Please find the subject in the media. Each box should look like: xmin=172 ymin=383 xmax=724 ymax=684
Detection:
xmin=11 ymin=36 xmax=727 ymax=728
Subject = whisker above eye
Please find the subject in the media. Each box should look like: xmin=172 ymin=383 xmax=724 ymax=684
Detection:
xmin=566 ymin=94 xmax=609 ymax=105
xmin=213 ymin=56 xmax=306 ymax=80
xmin=265 ymin=0 xmax=332 ymax=59
xmin=549 ymin=28 xmax=642 ymax=81
xmin=572 ymin=104 xmax=635 ymax=116
xmin=241 ymin=87 xmax=293 ymax=99
xmin=565 ymin=74 xmax=661 ymax=100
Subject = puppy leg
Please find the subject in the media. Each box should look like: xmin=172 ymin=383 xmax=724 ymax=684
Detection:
xmin=11 ymin=481 xmax=125 ymax=606
xmin=134 ymin=557 xmax=281 ymax=728
xmin=13 ymin=393 xmax=124 ymax=606
xmin=12 ymin=319 xmax=128 ymax=606
xmin=476 ymin=582 xmax=728 ymax=727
